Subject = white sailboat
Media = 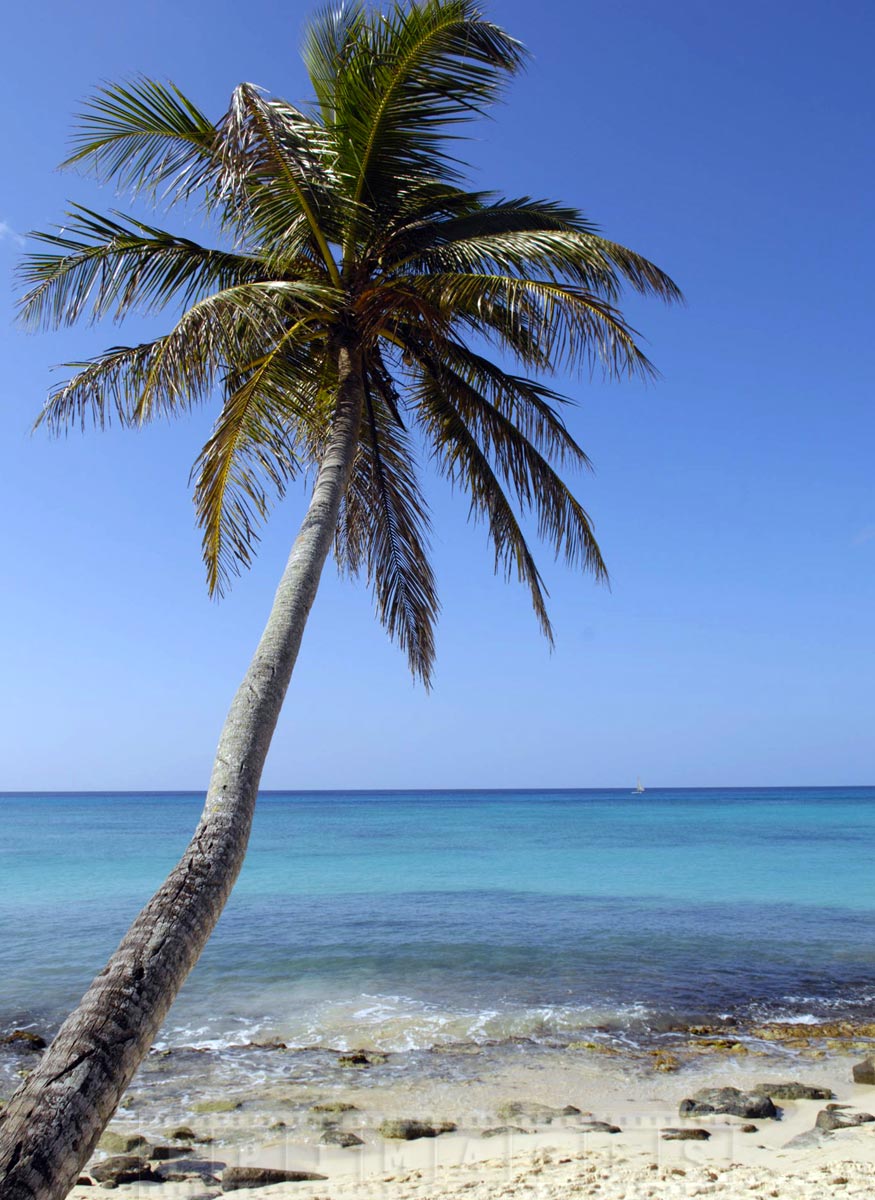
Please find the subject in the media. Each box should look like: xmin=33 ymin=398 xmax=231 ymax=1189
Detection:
xmin=632 ymin=776 xmax=645 ymax=794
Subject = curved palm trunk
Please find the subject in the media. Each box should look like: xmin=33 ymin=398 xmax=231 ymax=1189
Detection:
xmin=0 ymin=344 xmax=364 ymax=1200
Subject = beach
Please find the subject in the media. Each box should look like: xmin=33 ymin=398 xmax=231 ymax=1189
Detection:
xmin=58 ymin=1034 xmax=875 ymax=1198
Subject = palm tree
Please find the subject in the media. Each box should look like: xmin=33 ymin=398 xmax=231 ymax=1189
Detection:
xmin=0 ymin=3 xmax=680 ymax=1196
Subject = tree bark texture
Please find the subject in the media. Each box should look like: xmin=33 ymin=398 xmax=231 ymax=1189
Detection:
xmin=0 ymin=343 xmax=364 ymax=1200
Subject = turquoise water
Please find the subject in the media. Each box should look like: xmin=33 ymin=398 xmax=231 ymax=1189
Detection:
xmin=2 ymin=788 xmax=875 ymax=1055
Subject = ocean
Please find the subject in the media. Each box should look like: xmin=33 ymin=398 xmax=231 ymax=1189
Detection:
xmin=2 ymin=787 xmax=874 ymax=1115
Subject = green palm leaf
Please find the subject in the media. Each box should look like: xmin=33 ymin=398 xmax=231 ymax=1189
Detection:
xmin=18 ymin=207 xmax=271 ymax=328
xmin=406 ymin=342 xmax=607 ymax=583
xmin=339 ymin=368 xmax=438 ymax=683
xmin=192 ymin=335 xmax=330 ymax=595
xmin=23 ymin=0 xmax=680 ymax=672
xmin=415 ymin=271 xmax=655 ymax=376
xmin=302 ymin=2 xmax=368 ymax=123
xmin=406 ymin=334 xmax=592 ymax=466
xmin=221 ymin=84 xmax=344 ymax=284
xmin=35 ymin=340 xmax=171 ymax=433
xmin=62 ymin=77 xmax=219 ymax=206
xmin=416 ymin=376 xmax=554 ymax=640
xmin=332 ymin=0 xmax=526 ymax=249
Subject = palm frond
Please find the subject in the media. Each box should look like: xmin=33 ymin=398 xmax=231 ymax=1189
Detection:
xmin=18 ymin=207 xmax=270 ymax=329
xmin=35 ymin=281 xmax=334 ymax=438
xmin=35 ymin=340 xmax=172 ymax=433
xmin=220 ymin=84 xmax=343 ymax=284
xmin=401 ymin=226 xmax=680 ymax=302
xmin=588 ymin=236 xmax=684 ymax=302
xmin=62 ymin=77 xmax=219 ymax=206
xmin=133 ymin=280 xmax=337 ymax=424
xmin=400 ymin=331 xmax=591 ymax=466
xmin=334 ymin=0 xmax=526 ymax=243
xmin=414 ymin=271 xmax=655 ymax=377
xmin=406 ymin=344 xmax=607 ymax=582
xmin=302 ymin=2 xmax=368 ymax=122
xmin=375 ymin=180 xmax=489 ymax=238
xmin=383 ymin=196 xmax=682 ymax=303
xmin=339 ymin=366 xmax=438 ymax=683
xmin=414 ymin=373 xmax=554 ymax=640
xmin=384 ymin=196 xmax=595 ymax=266
xmin=192 ymin=336 xmax=330 ymax=595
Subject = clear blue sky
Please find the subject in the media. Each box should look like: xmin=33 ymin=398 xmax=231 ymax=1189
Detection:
xmin=1 ymin=0 xmax=872 ymax=790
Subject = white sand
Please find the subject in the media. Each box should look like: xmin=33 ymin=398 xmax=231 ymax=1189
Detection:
xmin=71 ymin=1050 xmax=875 ymax=1199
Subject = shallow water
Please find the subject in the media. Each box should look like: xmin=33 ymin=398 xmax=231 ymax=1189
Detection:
xmin=2 ymin=786 xmax=875 ymax=1117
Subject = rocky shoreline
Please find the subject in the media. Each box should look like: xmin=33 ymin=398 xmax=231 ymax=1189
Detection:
xmin=6 ymin=1022 xmax=875 ymax=1197
xmin=5 ymin=1017 xmax=875 ymax=1112
xmin=65 ymin=1067 xmax=875 ymax=1198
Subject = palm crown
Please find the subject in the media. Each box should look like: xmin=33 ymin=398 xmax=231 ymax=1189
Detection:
xmin=20 ymin=0 xmax=680 ymax=686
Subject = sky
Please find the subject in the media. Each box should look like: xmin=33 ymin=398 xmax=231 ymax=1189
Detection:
xmin=0 ymin=0 xmax=872 ymax=791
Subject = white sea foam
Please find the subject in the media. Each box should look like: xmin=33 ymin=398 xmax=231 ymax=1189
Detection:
xmin=155 ymin=992 xmax=672 ymax=1056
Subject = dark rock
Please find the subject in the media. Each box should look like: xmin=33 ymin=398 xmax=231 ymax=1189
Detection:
xmin=740 ymin=1124 xmax=758 ymax=1133
xmin=661 ymin=1128 xmax=711 ymax=1141
xmin=150 ymin=1144 xmax=193 ymax=1160
xmin=481 ymin=1126 xmax=531 ymax=1138
xmin=752 ymin=1020 xmax=875 ymax=1041
xmin=578 ymin=1120 xmax=622 ymax=1134
xmin=496 ymin=1101 xmax=582 ymax=1123
xmin=167 ymin=1125 xmax=197 ymax=1140
xmin=311 ymin=1101 xmax=359 ymax=1114
xmin=815 ymin=1109 xmax=875 ymax=1132
xmin=320 ymin=1129 xmax=364 ymax=1147
xmin=1 ymin=1031 xmax=47 ymax=1051
xmin=89 ymin=1155 xmax=161 ymax=1185
xmin=679 ymin=1087 xmax=777 ymax=1120
xmin=430 ymin=1040 xmax=483 ymax=1055
xmin=221 ymin=1166 xmax=327 ymax=1190
xmin=337 ymin=1050 xmax=387 ymax=1067
xmin=826 ymin=1103 xmax=852 ymax=1111
xmin=752 ymin=1081 xmax=833 ymax=1100
xmin=852 ymin=1057 xmax=875 ymax=1085
xmin=97 ymin=1131 xmax=152 ymax=1155
xmin=378 ymin=1119 xmax=456 ymax=1140
xmin=76 ymin=1177 xmax=93 ymax=1186
xmin=338 ymin=1051 xmax=366 ymax=1067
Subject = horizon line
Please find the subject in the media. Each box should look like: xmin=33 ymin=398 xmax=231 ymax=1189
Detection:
xmin=1 ymin=783 xmax=873 ymax=797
